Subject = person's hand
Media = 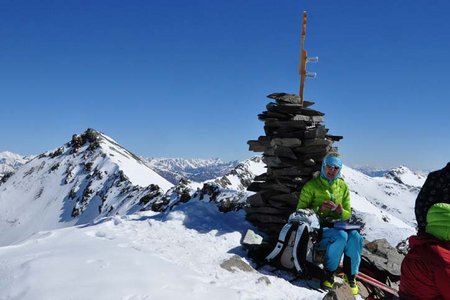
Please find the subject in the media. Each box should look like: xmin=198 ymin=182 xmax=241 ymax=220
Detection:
xmin=320 ymin=200 xmax=335 ymax=212
xmin=320 ymin=201 xmax=342 ymax=215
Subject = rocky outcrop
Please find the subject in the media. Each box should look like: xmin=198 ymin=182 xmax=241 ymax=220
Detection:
xmin=362 ymin=238 xmax=404 ymax=280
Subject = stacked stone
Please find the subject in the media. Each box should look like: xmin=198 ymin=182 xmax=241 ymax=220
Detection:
xmin=246 ymin=92 xmax=342 ymax=238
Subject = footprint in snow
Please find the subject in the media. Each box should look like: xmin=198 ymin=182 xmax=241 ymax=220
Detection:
xmin=85 ymin=231 xmax=116 ymax=240
xmin=85 ymin=258 xmax=110 ymax=268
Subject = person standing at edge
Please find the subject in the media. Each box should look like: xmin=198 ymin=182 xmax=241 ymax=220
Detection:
xmin=297 ymin=152 xmax=363 ymax=295
xmin=399 ymin=162 xmax=450 ymax=300
xmin=414 ymin=162 xmax=450 ymax=233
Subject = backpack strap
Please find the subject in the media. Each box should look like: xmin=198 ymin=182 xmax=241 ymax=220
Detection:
xmin=292 ymin=222 xmax=308 ymax=273
xmin=265 ymin=222 xmax=294 ymax=262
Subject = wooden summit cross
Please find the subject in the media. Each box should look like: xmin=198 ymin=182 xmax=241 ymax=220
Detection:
xmin=298 ymin=11 xmax=318 ymax=107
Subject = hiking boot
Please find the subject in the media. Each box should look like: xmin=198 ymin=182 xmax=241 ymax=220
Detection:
xmin=344 ymin=274 xmax=358 ymax=295
xmin=321 ymin=270 xmax=335 ymax=290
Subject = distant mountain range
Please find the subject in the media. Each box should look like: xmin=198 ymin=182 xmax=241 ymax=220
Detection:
xmin=0 ymin=128 xmax=428 ymax=248
xmin=352 ymin=166 xmax=391 ymax=177
xmin=0 ymin=151 xmax=31 ymax=181
xmin=145 ymin=157 xmax=238 ymax=184
xmin=353 ymin=165 xmax=428 ymax=179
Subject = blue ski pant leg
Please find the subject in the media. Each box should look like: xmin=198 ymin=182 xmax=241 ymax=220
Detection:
xmin=343 ymin=230 xmax=364 ymax=275
xmin=319 ymin=228 xmax=348 ymax=272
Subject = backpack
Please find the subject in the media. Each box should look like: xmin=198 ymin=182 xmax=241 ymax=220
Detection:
xmin=264 ymin=209 xmax=320 ymax=276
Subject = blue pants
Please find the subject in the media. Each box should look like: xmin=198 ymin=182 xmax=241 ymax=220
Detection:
xmin=318 ymin=228 xmax=363 ymax=275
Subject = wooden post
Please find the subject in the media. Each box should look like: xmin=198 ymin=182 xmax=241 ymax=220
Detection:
xmin=298 ymin=11 xmax=307 ymax=107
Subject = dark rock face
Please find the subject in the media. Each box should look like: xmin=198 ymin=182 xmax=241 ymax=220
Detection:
xmin=70 ymin=128 xmax=101 ymax=153
xmin=362 ymin=238 xmax=404 ymax=278
xmin=246 ymin=93 xmax=342 ymax=238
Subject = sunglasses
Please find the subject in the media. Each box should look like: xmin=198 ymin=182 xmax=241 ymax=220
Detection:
xmin=325 ymin=165 xmax=340 ymax=170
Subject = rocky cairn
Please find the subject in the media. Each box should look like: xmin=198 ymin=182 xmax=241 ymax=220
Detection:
xmin=246 ymin=93 xmax=342 ymax=239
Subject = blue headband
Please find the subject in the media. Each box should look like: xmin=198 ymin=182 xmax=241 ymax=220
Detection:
xmin=324 ymin=155 xmax=342 ymax=168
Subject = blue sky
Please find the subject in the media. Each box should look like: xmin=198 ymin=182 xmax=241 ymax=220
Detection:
xmin=1 ymin=0 xmax=449 ymax=171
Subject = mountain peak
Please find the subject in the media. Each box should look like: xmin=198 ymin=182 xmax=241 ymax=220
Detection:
xmin=384 ymin=165 xmax=426 ymax=187
xmin=69 ymin=128 xmax=102 ymax=153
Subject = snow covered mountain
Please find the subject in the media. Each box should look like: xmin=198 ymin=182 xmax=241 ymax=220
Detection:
xmin=146 ymin=157 xmax=238 ymax=184
xmin=0 ymin=129 xmax=173 ymax=246
xmin=383 ymin=165 xmax=426 ymax=187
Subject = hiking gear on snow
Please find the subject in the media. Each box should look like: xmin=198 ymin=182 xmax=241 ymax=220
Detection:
xmin=415 ymin=163 xmax=450 ymax=233
xmin=318 ymin=227 xmax=363 ymax=275
xmin=242 ymin=227 xmax=397 ymax=298
xmin=426 ymin=202 xmax=450 ymax=241
xmin=297 ymin=175 xmax=351 ymax=221
xmin=343 ymin=274 xmax=358 ymax=295
xmin=264 ymin=209 xmax=318 ymax=275
xmin=399 ymin=233 xmax=450 ymax=300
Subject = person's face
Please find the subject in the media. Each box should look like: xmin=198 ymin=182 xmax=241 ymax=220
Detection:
xmin=324 ymin=165 xmax=340 ymax=180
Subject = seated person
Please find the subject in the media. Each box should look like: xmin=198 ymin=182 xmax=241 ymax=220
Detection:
xmin=297 ymin=152 xmax=363 ymax=295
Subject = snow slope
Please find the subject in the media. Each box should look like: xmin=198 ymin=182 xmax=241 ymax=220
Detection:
xmin=0 ymin=200 xmax=324 ymax=300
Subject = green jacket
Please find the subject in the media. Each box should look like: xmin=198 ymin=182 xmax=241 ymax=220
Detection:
xmin=426 ymin=202 xmax=450 ymax=241
xmin=297 ymin=176 xmax=351 ymax=221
